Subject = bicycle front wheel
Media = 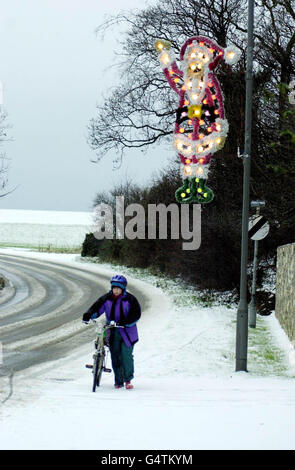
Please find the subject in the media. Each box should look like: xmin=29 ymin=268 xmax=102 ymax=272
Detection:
xmin=92 ymin=353 xmax=103 ymax=392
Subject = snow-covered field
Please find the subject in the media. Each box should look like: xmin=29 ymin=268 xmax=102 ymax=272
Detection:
xmin=0 ymin=209 xmax=93 ymax=248
xmin=1 ymin=248 xmax=295 ymax=450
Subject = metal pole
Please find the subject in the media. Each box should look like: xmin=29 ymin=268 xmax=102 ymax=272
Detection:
xmin=235 ymin=0 xmax=255 ymax=372
xmin=249 ymin=238 xmax=258 ymax=328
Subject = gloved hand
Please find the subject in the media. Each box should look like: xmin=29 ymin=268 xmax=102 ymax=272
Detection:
xmin=82 ymin=312 xmax=91 ymax=322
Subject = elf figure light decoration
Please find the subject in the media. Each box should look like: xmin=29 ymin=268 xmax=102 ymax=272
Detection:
xmin=155 ymin=36 xmax=241 ymax=203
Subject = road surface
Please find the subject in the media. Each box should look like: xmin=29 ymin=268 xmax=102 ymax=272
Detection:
xmin=0 ymin=254 xmax=146 ymax=372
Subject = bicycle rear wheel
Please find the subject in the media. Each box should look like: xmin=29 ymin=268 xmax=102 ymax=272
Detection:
xmin=92 ymin=353 xmax=103 ymax=392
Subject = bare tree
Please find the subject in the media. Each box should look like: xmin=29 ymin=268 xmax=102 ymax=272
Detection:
xmin=87 ymin=0 xmax=295 ymax=252
xmin=88 ymin=0 xmax=247 ymax=165
xmin=88 ymin=0 xmax=295 ymax=165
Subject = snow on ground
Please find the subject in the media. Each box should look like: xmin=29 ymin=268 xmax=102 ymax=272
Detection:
xmin=0 ymin=209 xmax=94 ymax=248
xmin=0 ymin=248 xmax=295 ymax=450
xmin=0 ymin=209 xmax=93 ymax=225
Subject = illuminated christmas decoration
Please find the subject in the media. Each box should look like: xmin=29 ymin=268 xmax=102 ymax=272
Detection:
xmin=154 ymin=36 xmax=241 ymax=203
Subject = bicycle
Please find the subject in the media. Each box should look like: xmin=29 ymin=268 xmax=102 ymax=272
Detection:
xmin=84 ymin=319 xmax=123 ymax=392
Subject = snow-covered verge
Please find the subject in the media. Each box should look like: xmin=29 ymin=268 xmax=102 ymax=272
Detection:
xmin=0 ymin=248 xmax=295 ymax=450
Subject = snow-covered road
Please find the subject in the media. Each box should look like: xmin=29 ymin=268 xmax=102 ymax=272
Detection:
xmin=0 ymin=252 xmax=148 ymax=372
xmin=0 ymin=248 xmax=295 ymax=450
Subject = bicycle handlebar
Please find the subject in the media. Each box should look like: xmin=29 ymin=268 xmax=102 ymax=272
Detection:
xmin=83 ymin=319 xmax=124 ymax=328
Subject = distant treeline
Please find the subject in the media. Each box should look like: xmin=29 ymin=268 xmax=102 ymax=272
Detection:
xmin=81 ymin=160 xmax=293 ymax=296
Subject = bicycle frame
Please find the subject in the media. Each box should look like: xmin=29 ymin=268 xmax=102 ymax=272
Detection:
xmin=86 ymin=319 xmax=123 ymax=392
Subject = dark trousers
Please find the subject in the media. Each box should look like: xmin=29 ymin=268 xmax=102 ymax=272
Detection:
xmin=109 ymin=329 xmax=134 ymax=385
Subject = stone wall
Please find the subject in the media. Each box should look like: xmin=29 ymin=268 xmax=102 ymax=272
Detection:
xmin=275 ymin=242 xmax=295 ymax=343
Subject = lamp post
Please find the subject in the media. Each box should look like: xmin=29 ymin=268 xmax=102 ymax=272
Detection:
xmin=235 ymin=0 xmax=255 ymax=372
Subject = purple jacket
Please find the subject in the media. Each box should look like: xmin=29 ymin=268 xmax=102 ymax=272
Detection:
xmin=83 ymin=291 xmax=141 ymax=347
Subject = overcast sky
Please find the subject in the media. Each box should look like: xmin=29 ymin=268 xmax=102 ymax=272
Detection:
xmin=0 ymin=0 xmax=171 ymax=212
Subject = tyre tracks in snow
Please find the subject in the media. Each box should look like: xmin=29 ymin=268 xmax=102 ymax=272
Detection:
xmin=0 ymin=254 xmax=107 ymax=372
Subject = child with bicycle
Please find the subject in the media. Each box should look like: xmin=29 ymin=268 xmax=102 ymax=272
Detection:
xmin=82 ymin=275 xmax=141 ymax=390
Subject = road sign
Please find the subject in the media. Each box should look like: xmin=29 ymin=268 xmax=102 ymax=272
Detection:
xmin=248 ymin=215 xmax=269 ymax=240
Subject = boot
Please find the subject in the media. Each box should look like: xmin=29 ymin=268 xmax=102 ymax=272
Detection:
xmin=125 ymin=381 xmax=134 ymax=390
xmin=114 ymin=384 xmax=123 ymax=389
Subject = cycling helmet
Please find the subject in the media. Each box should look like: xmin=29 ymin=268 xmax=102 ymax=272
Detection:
xmin=110 ymin=274 xmax=127 ymax=290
